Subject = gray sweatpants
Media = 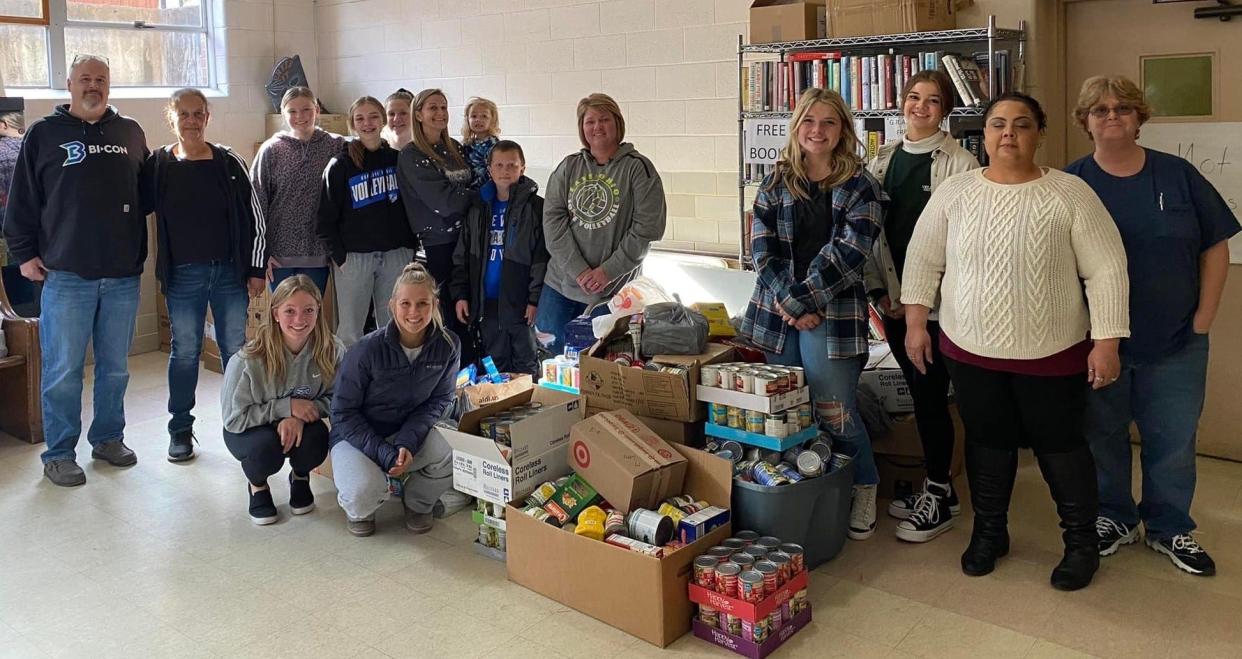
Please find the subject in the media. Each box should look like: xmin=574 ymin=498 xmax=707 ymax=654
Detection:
xmin=330 ymin=432 xmax=454 ymax=521
xmin=332 ymin=247 xmax=415 ymax=346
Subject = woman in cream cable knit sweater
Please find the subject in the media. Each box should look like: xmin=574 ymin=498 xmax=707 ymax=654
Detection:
xmin=901 ymin=92 xmax=1129 ymax=592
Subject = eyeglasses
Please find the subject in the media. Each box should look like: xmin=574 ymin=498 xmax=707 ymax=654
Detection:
xmin=1088 ymin=104 xmax=1135 ymax=118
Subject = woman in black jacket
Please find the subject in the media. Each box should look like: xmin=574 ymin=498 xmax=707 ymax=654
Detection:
xmin=317 ymin=95 xmax=416 ymax=347
xmin=144 ymin=88 xmax=265 ymax=463
xmin=450 ymin=140 xmax=548 ymax=375
xmin=396 ymin=88 xmax=473 ymax=356
xmin=329 ymin=262 xmax=460 ymax=537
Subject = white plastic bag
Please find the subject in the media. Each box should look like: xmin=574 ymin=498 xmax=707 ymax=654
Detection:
xmin=607 ymin=277 xmax=674 ymax=316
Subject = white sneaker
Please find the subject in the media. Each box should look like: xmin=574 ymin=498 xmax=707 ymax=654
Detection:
xmin=849 ymin=484 xmax=877 ymax=540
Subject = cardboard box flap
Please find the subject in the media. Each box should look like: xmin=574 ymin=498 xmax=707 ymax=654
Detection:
xmin=676 ymin=444 xmax=733 ymax=509
xmin=653 ymin=342 xmax=734 ymax=367
xmin=751 ymin=0 xmax=824 ymax=8
xmin=591 ymin=410 xmax=684 ymax=470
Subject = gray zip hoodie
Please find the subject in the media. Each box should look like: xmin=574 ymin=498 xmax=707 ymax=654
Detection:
xmin=249 ymin=128 xmax=346 ymax=267
xmin=220 ymin=337 xmax=345 ymax=433
xmin=542 ymin=143 xmax=666 ymax=304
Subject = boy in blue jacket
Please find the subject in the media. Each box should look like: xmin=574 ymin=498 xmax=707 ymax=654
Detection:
xmin=450 ymin=141 xmax=549 ymax=375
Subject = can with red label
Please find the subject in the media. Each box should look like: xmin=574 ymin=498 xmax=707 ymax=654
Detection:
xmin=706 ymin=545 xmax=734 ymax=562
xmin=755 ymin=560 xmax=779 ymax=594
xmin=733 ymin=369 xmax=754 ymax=393
xmin=692 ymin=555 xmax=718 ymax=589
xmin=739 ymin=569 xmax=766 ymax=603
xmin=722 ymin=538 xmax=747 ymax=550
xmin=779 ymin=543 xmax=805 ymax=574
xmin=740 ymin=547 xmax=767 ymax=562
xmin=734 ymin=530 xmax=759 ymax=544
xmin=714 ymin=561 xmax=741 ymax=597
xmin=755 ymin=536 xmax=782 ymax=551
xmin=730 ymin=552 xmax=756 ymax=569
xmin=768 ymin=552 xmax=792 ymax=586
xmin=752 ymin=371 xmax=778 ymax=396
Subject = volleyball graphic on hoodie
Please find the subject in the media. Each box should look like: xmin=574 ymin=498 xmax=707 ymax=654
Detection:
xmin=568 ymin=172 xmax=620 ymax=230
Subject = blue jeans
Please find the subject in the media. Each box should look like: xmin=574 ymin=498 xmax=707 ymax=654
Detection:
xmin=166 ymin=262 xmax=250 ymax=435
xmin=1086 ymin=333 xmax=1210 ymax=540
xmin=766 ymin=324 xmax=877 ymax=485
xmin=270 ymin=266 xmax=329 ymax=294
xmin=39 ymin=270 xmax=140 ymax=463
xmin=534 ymin=284 xmax=608 ymax=355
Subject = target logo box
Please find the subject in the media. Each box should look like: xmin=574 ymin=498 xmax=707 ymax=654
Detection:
xmin=569 ymin=409 xmax=689 ymax=514
xmin=436 ymin=387 xmax=581 ymax=506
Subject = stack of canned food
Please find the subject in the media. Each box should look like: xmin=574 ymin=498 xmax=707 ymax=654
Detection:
xmin=692 ymin=530 xmax=810 ymax=643
xmin=700 ymin=363 xmax=805 ymax=396
xmin=476 ymin=401 xmax=545 ymax=447
xmin=516 ymin=477 xmax=714 ymax=558
xmin=706 ymin=439 xmax=853 ymax=486
xmin=540 ymin=353 xmax=581 ymax=390
xmin=475 ymin=499 xmax=507 ymax=551
xmin=706 ymin=401 xmax=813 ymax=438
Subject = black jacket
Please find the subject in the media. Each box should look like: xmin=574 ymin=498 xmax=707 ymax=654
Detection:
xmin=450 ymin=176 xmax=549 ymax=328
xmin=316 ymin=144 xmax=416 ymax=266
xmin=2 ymin=105 xmax=149 ymax=279
xmin=143 ymin=143 xmax=265 ymax=293
xmin=329 ymin=321 xmax=460 ymax=469
xmin=396 ymin=139 xmax=473 ymax=247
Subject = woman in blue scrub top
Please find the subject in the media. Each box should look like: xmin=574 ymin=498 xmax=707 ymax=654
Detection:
xmin=1065 ymin=75 xmax=1240 ymax=578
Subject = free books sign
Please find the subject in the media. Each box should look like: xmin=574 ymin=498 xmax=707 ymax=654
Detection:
xmin=743 ymin=118 xmax=787 ymax=165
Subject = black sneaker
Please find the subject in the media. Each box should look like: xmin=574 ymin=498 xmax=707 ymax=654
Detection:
xmin=1147 ymin=534 xmax=1215 ymax=576
xmin=1096 ymin=516 xmax=1139 ymax=556
xmin=91 ymin=440 xmax=137 ymax=467
xmin=248 ymin=485 xmax=279 ymax=526
xmin=167 ymin=430 xmax=196 ymax=463
xmin=888 ymin=478 xmax=961 ymax=520
xmin=288 ymin=472 xmax=315 ymax=515
xmin=895 ymin=481 xmax=956 ymax=542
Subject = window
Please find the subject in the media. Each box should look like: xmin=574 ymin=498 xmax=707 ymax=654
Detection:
xmin=1 ymin=0 xmax=213 ymax=89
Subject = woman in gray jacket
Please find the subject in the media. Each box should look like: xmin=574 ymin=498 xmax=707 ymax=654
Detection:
xmin=864 ymin=70 xmax=979 ymax=544
xmin=221 ymin=275 xmax=343 ymax=525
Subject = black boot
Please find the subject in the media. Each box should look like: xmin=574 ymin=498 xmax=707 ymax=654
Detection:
xmin=1036 ymin=446 xmax=1100 ymax=591
xmin=961 ymin=444 xmax=1018 ymax=577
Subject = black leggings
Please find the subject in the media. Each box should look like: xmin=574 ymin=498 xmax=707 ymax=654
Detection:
xmin=883 ymin=317 xmax=955 ymax=482
xmin=222 ymin=420 xmax=330 ymax=486
xmin=943 ymin=357 xmax=1087 ymax=455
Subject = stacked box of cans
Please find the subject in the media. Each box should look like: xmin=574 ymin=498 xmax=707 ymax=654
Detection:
xmin=540 ymin=346 xmax=583 ymax=391
xmin=476 ymin=401 xmax=545 ymax=449
xmin=705 ymin=402 xmax=813 ymax=439
xmin=689 ymin=530 xmax=813 ymax=658
xmin=515 ymin=475 xmax=728 ymax=559
xmin=474 ymin=499 xmax=507 ymax=560
xmin=705 ymin=439 xmax=853 ymax=487
xmin=701 ymin=363 xmax=811 ymax=439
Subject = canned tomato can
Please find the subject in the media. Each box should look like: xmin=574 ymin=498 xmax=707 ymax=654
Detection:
xmin=774 ymin=462 xmax=804 ymax=483
xmin=698 ymin=605 xmax=719 ymax=629
xmin=714 ymin=561 xmax=741 ymax=597
xmin=733 ymin=369 xmax=754 ymax=393
xmin=735 ymin=530 xmax=760 ymax=544
xmin=779 ymin=543 xmax=805 ymax=574
xmin=756 ymin=536 xmax=782 ymax=551
xmin=751 ymin=461 xmax=787 ymax=487
xmin=722 ymin=538 xmax=747 ymax=550
xmin=745 ymin=410 xmax=765 ymax=434
xmin=739 ymin=569 xmax=766 ymax=603
xmin=768 ymin=552 xmax=792 ymax=585
xmin=796 ymin=450 xmax=825 ymax=478
xmin=739 ymin=547 xmax=767 ymax=562
xmin=708 ymin=403 xmax=728 ymax=426
xmin=627 ymin=508 xmax=674 ymax=546
xmin=754 ymin=561 xmax=779 ymax=594
xmin=786 ymin=366 xmax=805 ymax=388
xmin=727 ymin=406 xmax=744 ymax=429
xmin=725 ymin=613 xmax=742 ymax=637
xmin=706 ymin=545 xmax=734 ymax=562
xmin=765 ymin=414 xmax=788 ymax=438
xmin=752 ymin=371 xmax=778 ymax=396
xmin=693 ymin=555 xmax=719 ymax=589
xmin=700 ymin=365 xmax=721 ymax=388
xmin=604 ymin=509 xmax=626 ymax=536
xmin=730 ymin=552 xmax=756 ymax=569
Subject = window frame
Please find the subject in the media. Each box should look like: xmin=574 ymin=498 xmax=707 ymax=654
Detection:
xmin=1 ymin=0 xmax=216 ymax=90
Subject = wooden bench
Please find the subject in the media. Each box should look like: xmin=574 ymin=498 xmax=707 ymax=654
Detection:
xmin=0 ymin=274 xmax=42 ymax=444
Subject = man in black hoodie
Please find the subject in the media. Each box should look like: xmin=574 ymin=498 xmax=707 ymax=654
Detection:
xmin=2 ymin=55 xmax=150 ymax=487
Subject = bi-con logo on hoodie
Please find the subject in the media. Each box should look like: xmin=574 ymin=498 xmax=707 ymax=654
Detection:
xmin=59 ymin=140 xmax=130 ymax=167
xmin=568 ymin=173 xmax=621 ymax=230
xmin=348 ymin=166 xmax=399 ymax=209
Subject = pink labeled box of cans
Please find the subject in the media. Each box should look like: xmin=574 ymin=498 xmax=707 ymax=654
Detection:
xmin=688 ymin=530 xmax=812 ymax=658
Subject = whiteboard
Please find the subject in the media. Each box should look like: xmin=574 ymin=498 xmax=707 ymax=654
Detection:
xmin=1138 ymin=122 xmax=1242 ymax=263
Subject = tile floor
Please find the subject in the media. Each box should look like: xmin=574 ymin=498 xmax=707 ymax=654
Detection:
xmin=1 ymin=352 xmax=1240 ymax=658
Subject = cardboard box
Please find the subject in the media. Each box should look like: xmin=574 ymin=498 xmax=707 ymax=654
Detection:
xmin=749 ymin=0 xmax=827 ymax=44
xmin=264 ymin=113 xmax=348 ymax=138
xmin=858 ymin=368 xmax=913 ymax=414
xmin=507 ymin=444 xmax=734 ymax=647
xmin=436 ymin=387 xmax=580 ymax=506
xmin=827 ymin=0 xmax=955 ymax=38
xmin=568 ymin=410 xmax=688 ymax=513
xmin=689 ymin=569 xmax=808 ymax=621
xmin=693 ymin=606 xmax=812 ymax=659
xmin=870 ymin=405 xmax=964 ymax=501
xmin=585 ymin=405 xmax=702 ymax=447
xmin=580 ymin=340 xmax=734 ymax=423
xmin=696 ymin=385 xmax=810 ymax=414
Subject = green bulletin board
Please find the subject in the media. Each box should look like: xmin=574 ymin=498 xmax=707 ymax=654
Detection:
xmin=1142 ymin=54 xmax=1213 ymax=117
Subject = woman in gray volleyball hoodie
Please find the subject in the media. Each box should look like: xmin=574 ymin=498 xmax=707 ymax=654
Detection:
xmin=538 ymin=93 xmax=666 ymax=353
